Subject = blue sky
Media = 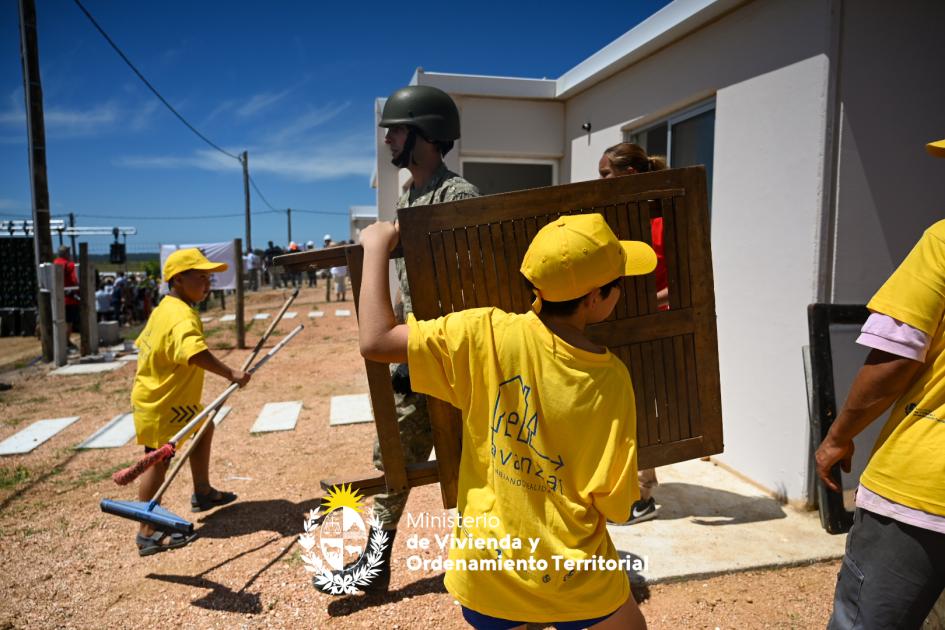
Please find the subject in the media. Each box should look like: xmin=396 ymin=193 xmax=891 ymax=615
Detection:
xmin=1 ymin=0 xmax=670 ymax=254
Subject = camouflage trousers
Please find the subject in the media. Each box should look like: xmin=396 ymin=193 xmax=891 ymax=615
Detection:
xmin=371 ymin=391 xmax=432 ymax=530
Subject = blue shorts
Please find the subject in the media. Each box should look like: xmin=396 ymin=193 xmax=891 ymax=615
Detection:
xmin=461 ymin=605 xmax=616 ymax=630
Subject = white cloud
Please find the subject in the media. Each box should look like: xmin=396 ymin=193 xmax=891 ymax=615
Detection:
xmin=236 ymin=89 xmax=292 ymax=118
xmin=267 ymin=102 xmax=350 ymax=144
xmin=0 ymin=92 xmax=119 ymax=138
xmin=114 ymin=133 xmax=374 ymax=182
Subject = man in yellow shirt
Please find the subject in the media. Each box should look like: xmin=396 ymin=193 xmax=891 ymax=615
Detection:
xmin=816 ymin=138 xmax=945 ymax=628
xmin=131 ymin=248 xmax=250 ymax=556
xmin=357 ymin=214 xmax=653 ymax=629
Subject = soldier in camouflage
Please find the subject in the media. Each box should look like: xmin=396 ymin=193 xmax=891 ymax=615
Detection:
xmin=318 ymin=85 xmax=478 ymax=596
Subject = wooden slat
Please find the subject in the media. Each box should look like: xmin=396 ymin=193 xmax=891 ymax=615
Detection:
xmin=604 ymin=205 xmax=627 ymax=321
xmin=442 ymin=229 xmax=467 ymax=311
xmin=500 ymin=221 xmax=524 ymax=313
xmin=489 ymin=222 xmax=515 ymax=309
xmin=626 ymin=202 xmax=648 ymax=316
xmin=641 ymin=203 xmax=659 ymax=315
xmin=478 ymin=224 xmax=502 ymax=305
xmin=673 ymin=195 xmax=693 ymax=310
xmin=465 ymin=227 xmax=489 ymax=307
xmin=661 ymin=197 xmax=682 ymax=311
xmin=511 ymin=218 xmax=532 ymax=310
xmin=429 ymin=232 xmax=454 ymax=315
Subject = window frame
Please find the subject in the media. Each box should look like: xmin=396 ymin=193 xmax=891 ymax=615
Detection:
xmin=460 ymin=157 xmax=559 ymax=191
xmin=624 ymin=98 xmax=716 ymax=166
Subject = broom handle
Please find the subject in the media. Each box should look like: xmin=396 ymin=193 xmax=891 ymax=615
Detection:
xmin=150 ymin=324 xmax=303 ymax=505
xmin=148 ymin=293 xmax=299 ymax=505
xmin=168 ymin=324 xmax=303 ymax=446
xmin=244 ymin=288 xmax=299 ymax=369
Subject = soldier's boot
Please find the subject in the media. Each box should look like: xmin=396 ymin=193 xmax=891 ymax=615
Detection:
xmin=348 ymin=527 xmax=396 ymax=593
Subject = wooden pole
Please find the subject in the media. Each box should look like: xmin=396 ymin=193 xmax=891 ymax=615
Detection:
xmin=18 ymin=0 xmax=54 ymax=361
xmin=78 ymin=242 xmax=93 ymax=356
xmin=68 ymin=212 xmax=76 ymax=259
xmin=287 ymin=208 xmax=292 ymax=244
xmin=234 ymin=238 xmax=245 ymax=349
xmin=242 ymin=151 xmax=252 ymax=252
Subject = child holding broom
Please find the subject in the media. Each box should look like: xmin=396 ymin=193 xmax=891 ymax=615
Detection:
xmin=357 ymin=215 xmax=652 ymax=629
xmin=131 ymin=248 xmax=250 ymax=556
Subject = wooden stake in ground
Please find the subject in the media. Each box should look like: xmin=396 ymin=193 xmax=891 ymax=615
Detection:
xmin=235 ymin=237 xmax=245 ymax=349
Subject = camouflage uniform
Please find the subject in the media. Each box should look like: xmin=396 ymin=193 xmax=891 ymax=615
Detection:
xmin=371 ymin=162 xmax=479 ymax=528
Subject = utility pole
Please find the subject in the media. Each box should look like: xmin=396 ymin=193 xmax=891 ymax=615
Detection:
xmin=242 ymin=151 xmax=251 ymax=252
xmin=287 ymin=207 xmax=292 ymax=244
xmin=19 ymin=0 xmax=54 ymax=362
xmin=68 ymin=212 xmax=76 ymax=258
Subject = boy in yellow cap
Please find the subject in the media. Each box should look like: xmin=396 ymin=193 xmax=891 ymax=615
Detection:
xmin=130 ymin=248 xmax=250 ymax=556
xmin=356 ymin=214 xmax=653 ymax=629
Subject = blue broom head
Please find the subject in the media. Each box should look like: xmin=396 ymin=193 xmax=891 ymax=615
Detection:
xmin=100 ymin=498 xmax=194 ymax=535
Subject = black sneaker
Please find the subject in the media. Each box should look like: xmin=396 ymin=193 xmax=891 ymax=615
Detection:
xmin=612 ymin=497 xmax=657 ymax=525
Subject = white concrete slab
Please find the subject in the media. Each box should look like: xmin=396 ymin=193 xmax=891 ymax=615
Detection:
xmin=607 ymin=459 xmax=846 ymax=584
xmin=0 ymin=417 xmax=80 ymax=455
xmin=335 ymin=309 xmax=351 ymax=317
xmin=118 ymin=353 xmax=138 ymax=363
xmin=250 ymin=401 xmax=302 ymax=433
xmin=219 ymin=314 xmax=236 ymax=322
xmin=253 ymin=313 xmax=270 ymax=320
xmin=200 ymin=316 xmax=215 ymax=323
xmin=77 ymin=412 xmax=136 ymax=449
xmin=329 ymin=394 xmax=374 ymax=426
xmin=51 ymin=362 xmax=124 ymax=375
xmin=282 ymin=311 xmax=298 ymax=319
xmin=212 ymin=405 xmax=232 ymax=426
xmin=308 ymin=311 xmax=324 ymax=318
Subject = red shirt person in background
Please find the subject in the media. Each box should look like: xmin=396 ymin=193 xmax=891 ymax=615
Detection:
xmin=52 ymin=245 xmax=80 ymax=347
xmin=599 ymin=142 xmax=669 ymax=524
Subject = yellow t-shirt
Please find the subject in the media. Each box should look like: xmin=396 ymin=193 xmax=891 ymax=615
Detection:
xmin=131 ymin=295 xmax=209 ymax=448
xmin=407 ymin=307 xmax=638 ymax=623
xmin=860 ymin=219 xmax=945 ymax=515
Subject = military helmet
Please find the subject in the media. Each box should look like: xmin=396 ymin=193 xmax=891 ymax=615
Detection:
xmin=379 ymin=85 xmax=460 ymax=141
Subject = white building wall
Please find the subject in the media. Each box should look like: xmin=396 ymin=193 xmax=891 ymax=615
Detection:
xmin=562 ymin=0 xmax=832 ymax=502
xmin=830 ymin=0 xmax=945 ymax=303
xmin=458 ymin=97 xmax=564 ymax=160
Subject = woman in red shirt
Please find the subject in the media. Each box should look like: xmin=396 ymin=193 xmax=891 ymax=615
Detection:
xmin=599 ymin=142 xmax=668 ymax=524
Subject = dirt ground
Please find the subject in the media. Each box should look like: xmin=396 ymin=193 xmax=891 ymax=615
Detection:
xmin=0 ymin=285 xmax=845 ymax=629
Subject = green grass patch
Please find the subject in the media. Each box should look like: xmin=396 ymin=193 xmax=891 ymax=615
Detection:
xmin=55 ymin=460 xmax=132 ymax=490
xmin=0 ymin=465 xmax=31 ymax=489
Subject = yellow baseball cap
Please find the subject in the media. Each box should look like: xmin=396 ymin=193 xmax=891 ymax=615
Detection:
xmin=520 ymin=213 xmax=656 ymax=311
xmin=927 ymin=139 xmax=945 ymax=158
xmin=163 ymin=248 xmax=228 ymax=282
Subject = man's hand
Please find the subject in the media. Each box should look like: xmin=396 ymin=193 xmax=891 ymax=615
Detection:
xmin=229 ymin=369 xmax=251 ymax=388
xmin=815 ymin=434 xmax=854 ymax=493
xmin=359 ymin=221 xmax=400 ymax=254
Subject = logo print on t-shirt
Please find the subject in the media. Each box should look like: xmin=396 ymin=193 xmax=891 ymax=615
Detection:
xmin=491 ymin=376 xmax=565 ymax=494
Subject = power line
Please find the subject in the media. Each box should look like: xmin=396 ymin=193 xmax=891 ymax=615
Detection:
xmin=77 ymin=211 xmax=281 ymax=221
xmin=292 ymin=208 xmax=349 ymax=216
xmin=248 ymin=174 xmax=278 ymax=212
xmin=70 ymin=0 xmax=344 ymax=225
xmin=72 ymin=0 xmax=241 ymax=162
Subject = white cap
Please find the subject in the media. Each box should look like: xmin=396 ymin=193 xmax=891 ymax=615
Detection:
xmin=305 ymin=240 xmax=315 ymax=248
xmin=323 ymin=234 xmax=332 ymax=241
